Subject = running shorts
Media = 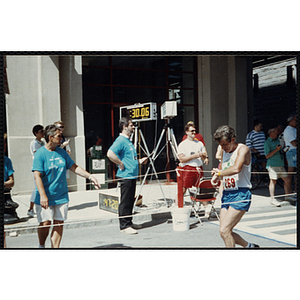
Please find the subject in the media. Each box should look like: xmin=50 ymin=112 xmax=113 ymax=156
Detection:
xmin=221 ymin=188 xmax=251 ymax=211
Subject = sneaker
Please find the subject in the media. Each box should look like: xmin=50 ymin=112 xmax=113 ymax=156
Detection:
xmin=131 ymin=223 xmax=142 ymax=229
xmin=121 ymin=227 xmax=138 ymax=235
xmin=27 ymin=209 xmax=36 ymax=218
xmin=285 ymin=195 xmax=297 ymax=202
xmin=249 ymin=243 xmax=260 ymax=248
xmin=271 ymin=198 xmax=283 ymax=207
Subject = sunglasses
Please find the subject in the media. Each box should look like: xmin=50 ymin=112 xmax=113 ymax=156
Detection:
xmin=189 ymin=130 xmax=196 ymax=133
xmin=59 ymin=126 xmax=64 ymax=129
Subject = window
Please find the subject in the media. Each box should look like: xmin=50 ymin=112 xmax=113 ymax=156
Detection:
xmin=82 ymin=56 xmax=198 ymax=179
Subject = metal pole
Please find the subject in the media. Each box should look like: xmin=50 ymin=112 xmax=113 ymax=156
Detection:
xmin=177 ymin=168 xmax=183 ymax=207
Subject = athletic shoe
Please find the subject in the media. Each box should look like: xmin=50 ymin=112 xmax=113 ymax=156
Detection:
xmin=131 ymin=223 xmax=142 ymax=229
xmin=285 ymin=195 xmax=297 ymax=202
xmin=250 ymin=243 xmax=260 ymax=248
xmin=27 ymin=209 xmax=36 ymax=218
xmin=271 ymin=198 xmax=283 ymax=207
xmin=121 ymin=227 xmax=138 ymax=235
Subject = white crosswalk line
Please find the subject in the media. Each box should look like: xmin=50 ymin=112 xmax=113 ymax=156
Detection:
xmin=235 ymin=222 xmax=296 ymax=246
xmin=210 ymin=207 xmax=297 ymax=246
xmin=240 ymin=215 xmax=296 ymax=226
xmin=241 ymin=209 xmax=296 ymax=219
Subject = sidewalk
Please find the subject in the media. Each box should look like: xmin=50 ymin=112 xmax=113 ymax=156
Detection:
xmin=4 ymin=181 xmax=294 ymax=236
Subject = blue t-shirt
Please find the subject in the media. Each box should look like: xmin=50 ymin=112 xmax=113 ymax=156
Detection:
xmin=4 ymin=156 xmax=14 ymax=182
xmin=109 ymin=135 xmax=139 ymax=179
xmin=32 ymin=146 xmax=75 ymax=206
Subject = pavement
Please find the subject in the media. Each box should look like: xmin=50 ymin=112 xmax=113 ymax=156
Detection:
xmin=4 ymin=180 xmax=297 ymax=248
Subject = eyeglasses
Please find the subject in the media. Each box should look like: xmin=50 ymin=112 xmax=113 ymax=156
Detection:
xmin=189 ymin=130 xmax=196 ymax=133
xmin=59 ymin=126 xmax=64 ymax=129
xmin=38 ymin=130 xmax=44 ymax=133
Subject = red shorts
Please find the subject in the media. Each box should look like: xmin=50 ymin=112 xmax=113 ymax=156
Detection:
xmin=180 ymin=165 xmax=203 ymax=188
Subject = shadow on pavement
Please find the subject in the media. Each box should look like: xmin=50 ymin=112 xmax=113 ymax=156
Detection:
xmin=94 ymin=243 xmax=132 ymax=249
xmin=68 ymin=201 xmax=98 ymax=210
xmin=140 ymin=217 xmax=170 ymax=229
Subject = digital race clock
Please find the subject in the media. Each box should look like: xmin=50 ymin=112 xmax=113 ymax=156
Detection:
xmin=119 ymin=102 xmax=157 ymax=122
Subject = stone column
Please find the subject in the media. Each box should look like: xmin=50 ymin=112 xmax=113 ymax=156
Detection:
xmin=5 ymin=55 xmax=61 ymax=194
xmin=58 ymin=56 xmax=86 ymax=191
xmin=197 ymin=56 xmax=250 ymax=171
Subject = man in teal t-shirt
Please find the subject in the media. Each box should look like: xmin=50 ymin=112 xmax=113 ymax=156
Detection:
xmin=109 ymin=134 xmax=139 ymax=180
xmin=264 ymin=127 xmax=289 ymax=206
xmin=107 ymin=117 xmax=147 ymax=234
xmin=32 ymin=146 xmax=74 ymax=206
xmin=32 ymin=124 xmax=100 ymax=248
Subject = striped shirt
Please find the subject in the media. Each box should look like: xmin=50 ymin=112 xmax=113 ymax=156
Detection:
xmin=246 ymin=130 xmax=266 ymax=156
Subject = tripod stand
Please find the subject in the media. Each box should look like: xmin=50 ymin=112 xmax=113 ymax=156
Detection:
xmin=132 ymin=122 xmax=169 ymax=207
xmin=151 ymin=118 xmax=179 ymax=167
xmin=132 ymin=119 xmax=179 ymax=208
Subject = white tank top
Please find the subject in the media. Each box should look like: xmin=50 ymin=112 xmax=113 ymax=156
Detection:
xmin=222 ymin=144 xmax=252 ymax=190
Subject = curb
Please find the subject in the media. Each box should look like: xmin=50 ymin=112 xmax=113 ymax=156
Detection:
xmin=5 ymin=210 xmax=173 ymax=236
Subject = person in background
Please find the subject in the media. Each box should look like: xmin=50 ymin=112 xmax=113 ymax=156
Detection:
xmin=246 ymin=119 xmax=267 ymax=185
xmin=32 ymin=124 xmax=100 ymax=248
xmin=264 ymin=127 xmax=290 ymax=206
xmin=181 ymin=121 xmax=206 ymax=146
xmin=54 ymin=121 xmax=71 ymax=179
xmin=54 ymin=121 xmax=71 ymax=155
xmin=277 ymin=124 xmax=285 ymax=149
xmin=4 ymin=134 xmax=16 ymax=248
xmin=246 ymin=120 xmax=266 ymax=158
xmin=28 ymin=124 xmax=45 ymax=217
xmin=283 ymin=114 xmax=297 ymax=200
xmin=107 ymin=117 xmax=148 ymax=235
xmin=177 ymin=122 xmax=211 ymax=217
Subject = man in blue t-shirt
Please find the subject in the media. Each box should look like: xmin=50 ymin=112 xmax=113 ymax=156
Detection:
xmin=32 ymin=124 xmax=100 ymax=248
xmin=107 ymin=117 xmax=148 ymax=234
xmin=246 ymin=120 xmax=268 ymax=184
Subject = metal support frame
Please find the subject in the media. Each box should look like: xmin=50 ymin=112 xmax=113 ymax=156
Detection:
xmin=132 ymin=119 xmax=179 ymax=208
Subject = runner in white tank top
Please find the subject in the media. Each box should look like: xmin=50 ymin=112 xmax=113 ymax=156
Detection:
xmin=222 ymin=144 xmax=252 ymax=190
xmin=211 ymin=125 xmax=259 ymax=248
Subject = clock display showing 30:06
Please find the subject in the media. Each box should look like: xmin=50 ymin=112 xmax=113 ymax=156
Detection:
xmin=130 ymin=104 xmax=150 ymax=120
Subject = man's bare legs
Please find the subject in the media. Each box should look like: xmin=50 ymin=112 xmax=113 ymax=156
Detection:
xmin=38 ymin=220 xmax=64 ymax=248
xmin=219 ymin=207 xmax=248 ymax=248
xmin=51 ymin=220 xmax=64 ymax=248
xmin=269 ymin=179 xmax=277 ymax=199
xmin=287 ymin=166 xmax=296 ymax=194
xmin=38 ymin=220 xmax=51 ymax=247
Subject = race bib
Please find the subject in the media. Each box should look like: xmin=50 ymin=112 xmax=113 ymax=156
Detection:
xmin=223 ymin=174 xmax=239 ymax=191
